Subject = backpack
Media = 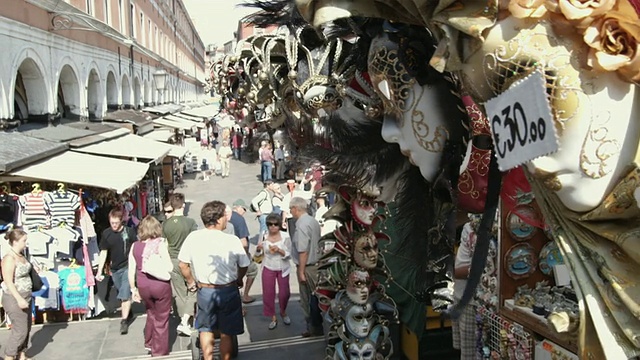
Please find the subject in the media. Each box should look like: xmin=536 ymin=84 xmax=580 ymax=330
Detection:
xmin=249 ymin=190 xmax=268 ymax=212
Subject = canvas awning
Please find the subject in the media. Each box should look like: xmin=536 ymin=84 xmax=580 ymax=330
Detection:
xmin=181 ymin=104 xmax=218 ymax=118
xmin=164 ymin=144 xmax=188 ymax=158
xmin=142 ymin=129 xmax=174 ymax=142
xmin=164 ymin=115 xmax=205 ymax=128
xmin=73 ymin=134 xmax=171 ymax=163
xmin=7 ymin=151 xmax=149 ymax=193
xmin=142 ymin=103 xmax=184 ymax=116
xmin=153 ymin=118 xmax=197 ymax=131
xmin=175 ymin=113 xmax=207 ymax=122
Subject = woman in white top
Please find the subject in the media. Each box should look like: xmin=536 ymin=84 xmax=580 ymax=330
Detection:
xmin=258 ymin=213 xmax=292 ymax=330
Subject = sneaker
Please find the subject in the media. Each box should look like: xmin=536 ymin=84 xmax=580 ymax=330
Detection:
xmin=282 ymin=315 xmax=291 ymax=325
xmin=177 ymin=323 xmax=192 ymax=336
xmin=120 ymin=320 xmax=129 ymax=335
xmin=268 ymin=320 xmax=278 ymax=330
xmin=145 ymin=347 xmax=151 ymax=355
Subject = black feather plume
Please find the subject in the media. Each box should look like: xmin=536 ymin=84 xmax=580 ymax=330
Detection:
xmin=241 ymin=0 xmax=307 ymax=29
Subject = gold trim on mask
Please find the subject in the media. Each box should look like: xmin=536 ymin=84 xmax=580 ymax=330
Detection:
xmin=531 ymin=168 xmax=562 ymax=191
xmin=410 ymin=86 xmax=448 ymax=153
xmin=580 ymin=110 xmax=622 ymax=179
xmin=369 ymin=46 xmax=415 ymax=125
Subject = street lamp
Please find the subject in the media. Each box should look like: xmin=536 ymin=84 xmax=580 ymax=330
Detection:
xmin=153 ymin=69 xmax=167 ymax=104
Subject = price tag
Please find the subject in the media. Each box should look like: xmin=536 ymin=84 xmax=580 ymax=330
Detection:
xmin=484 ymin=70 xmax=558 ymax=171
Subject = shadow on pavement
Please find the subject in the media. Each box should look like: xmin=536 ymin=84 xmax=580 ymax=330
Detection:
xmin=28 ymin=322 xmax=69 ymax=357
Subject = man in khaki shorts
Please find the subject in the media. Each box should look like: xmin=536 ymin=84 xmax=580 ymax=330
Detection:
xmin=162 ymin=193 xmax=198 ymax=335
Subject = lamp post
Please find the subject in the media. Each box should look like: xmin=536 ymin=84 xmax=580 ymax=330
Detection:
xmin=153 ymin=69 xmax=167 ymax=105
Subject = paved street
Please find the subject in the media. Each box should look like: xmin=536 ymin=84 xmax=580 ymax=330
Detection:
xmin=0 ymin=155 xmax=326 ymax=359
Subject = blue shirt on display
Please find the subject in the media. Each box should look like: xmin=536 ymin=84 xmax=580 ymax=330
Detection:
xmin=59 ymin=266 xmax=89 ymax=312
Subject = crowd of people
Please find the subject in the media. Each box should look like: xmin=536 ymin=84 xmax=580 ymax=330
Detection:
xmin=1 ymin=183 xmax=334 ymax=360
xmin=0 ymin=145 xmax=339 ymax=360
xmin=199 ymin=125 xmax=248 ymax=181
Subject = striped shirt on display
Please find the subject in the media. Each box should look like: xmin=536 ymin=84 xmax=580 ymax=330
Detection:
xmin=44 ymin=191 xmax=80 ymax=227
xmin=19 ymin=192 xmax=48 ymax=230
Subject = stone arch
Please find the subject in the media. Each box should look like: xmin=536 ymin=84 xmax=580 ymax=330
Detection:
xmin=106 ymin=71 xmax=118 ymax=109
xmin=11 ymin=49 xmax=50 ymax=118
xmin=87 ymin=67 xmax=102 ymax=119
xmin=167 ymin=84 xmax=174 ymax=103
xmin=151 ymin=79 xmax=157 ymax=104
xmin=133 ymin=76 xmax=142 ymax=109
xmin=143 ymin=80 xmax=151 ymax=107
xmin=56 ymin=62 xmax=81 ymax=118
xmin=122 ymin=74 xmax=132 ymax=107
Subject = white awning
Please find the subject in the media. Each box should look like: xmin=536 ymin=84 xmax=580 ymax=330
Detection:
xmin=153 ymin=118 xmax=198 ymax=131
xmin=165 ymin=115 xmax=206 ymax=128
xmin=8 ymin=151 xmax=149 ymax=193
xmin=73 ymin=134 xmax=170 ymax=163
xmin=163 ymin=143 xmax=188 ymax=158
xmin=181 ymin=105 xmax=219 ymax=118
xmin=142 ymin=129 xmax=174 ymax=142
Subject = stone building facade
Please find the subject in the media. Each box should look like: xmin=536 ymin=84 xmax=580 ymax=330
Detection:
xmin=0 ymin=0 xmax=206 ymax=124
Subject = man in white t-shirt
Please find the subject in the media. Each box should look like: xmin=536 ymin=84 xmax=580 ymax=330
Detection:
xmin=178 ymin=200 xmax=250 ymax=360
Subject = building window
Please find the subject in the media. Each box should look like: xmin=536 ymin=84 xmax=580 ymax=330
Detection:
xmin=130 ymin=4 xmax=136 ymax=39
xmin=86 ymin=0 xmax=94 ymax=15
xmin=119 ymin=0 xmax=125 ymax=34
xmin=104 ymin=0 xmax=111 ymax=25
xmin=140 ymin=12 xmax=145 ymax=45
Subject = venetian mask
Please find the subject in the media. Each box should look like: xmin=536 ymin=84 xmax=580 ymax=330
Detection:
xmin=353 ymin=233 xmax=378 ymax=270
xmin=461 ymin=16 xmax=640 ymax=212
xmin=346 ymin=269 xmax=371 ymax=304
xmin=368 ymin=32 xmax=450 ymax=182
xmin=351 ymin=195 xmax=377 ymax=226
xmin=345 ymin=302 xmax=374 ymax=338
xmin=347 ymin=341 xmax=376 ymax=360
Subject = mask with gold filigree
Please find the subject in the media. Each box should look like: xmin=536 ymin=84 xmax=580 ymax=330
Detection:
xmin=457 ymin=95 xmax=492 ymax=214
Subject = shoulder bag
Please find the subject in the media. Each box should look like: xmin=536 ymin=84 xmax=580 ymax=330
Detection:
xmin=140 ymin=239 xmax=173 ymax=281
xmin=29 ymin=265 xmax=43 ymax=292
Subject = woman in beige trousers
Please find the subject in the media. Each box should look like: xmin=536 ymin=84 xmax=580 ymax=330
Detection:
xmin=2 ymin=228 xmax=34 ymax=360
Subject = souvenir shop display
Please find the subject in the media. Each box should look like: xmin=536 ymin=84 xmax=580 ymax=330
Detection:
xmin=216 ymin=1 xmax=639 ymax=358
xmin=506 ymin=205 xmax=540 ymax=242
xmin=58 ymin=263 xmax=90 ymax=313
xmin=0 ymin=184 xmax=18 ymax=229
xmin=314 ymin=185 xmax=399 ymax=360
xmin=504 ymin=243 xmax=538 ymax=280
xmin=538 ymin=242 xmax=563 ymax=276
xmin=0 ymin=181 xmax=135 ymax=325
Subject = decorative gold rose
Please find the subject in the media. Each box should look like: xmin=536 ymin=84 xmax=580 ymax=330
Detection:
xmin=558 ymin=0 xmax=615 ymax=23
xmin=583 ymin=1 xmax=640 ymax=82
xmin=507 ymin=0 xmax=640 ymax=83
xmin=509 ymin=0 xmax=549 ymax=18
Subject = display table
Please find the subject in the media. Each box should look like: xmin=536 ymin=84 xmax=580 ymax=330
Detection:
xmin=502 ymin=300 xmax=578 ymax=354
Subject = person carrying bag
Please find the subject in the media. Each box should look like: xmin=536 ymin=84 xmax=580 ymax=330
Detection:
xmin=128 ymin=216 xmax=173 ymax=357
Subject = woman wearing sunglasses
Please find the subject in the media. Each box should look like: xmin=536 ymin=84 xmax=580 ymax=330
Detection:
xmin=258 ymin=213 xmax=292 ymax=330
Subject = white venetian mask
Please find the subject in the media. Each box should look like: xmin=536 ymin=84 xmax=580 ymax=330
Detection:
xmin=368 ymin=33 xmax=450 ymax=182
xmin=462 ymin=16 xmax=640 ymax=212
